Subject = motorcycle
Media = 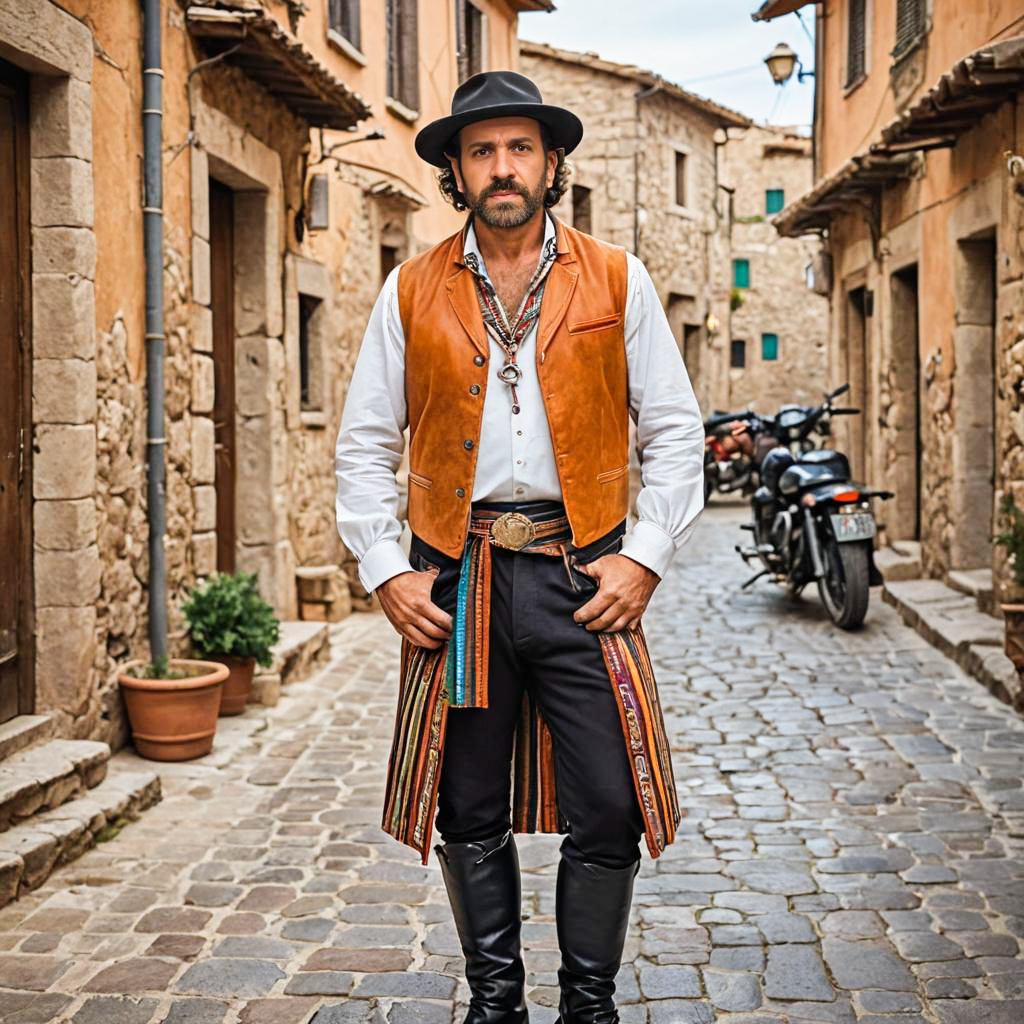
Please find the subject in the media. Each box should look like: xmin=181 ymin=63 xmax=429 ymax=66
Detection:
xmin=734 ymin=386 xmax=893 ymax=630
xmin=702 ymin=410 xmax=776 ymax=502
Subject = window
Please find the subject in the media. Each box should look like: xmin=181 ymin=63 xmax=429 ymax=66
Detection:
xmin=761 ymin=333 xmax=779 ymax=361
xmin=299 ymin=294 xmax=322 ymax=410
xmin=572 ymin=185 xmax=592 ymax=235
xmin=455 ymin=0 xmax=485 ymax=83
xmin=733 ymin=258 xmax=750 ymax=289
xmin=329 ymin=0 xmax=360 ymax=50
xmin=731 ymin=340 xmax=746 ymax=369
xmin=387 ymin=0 xmax=419 ymax=113
xmin=893 ymin=0 xmax=926 ymax=60
xmin=674 ymin=150 xmax=688 ymax=208
xmin=846 ymin=0 xmax=866 ymax=87
xmin=380 ymin=244 xmax=399 ymax=284
xmin=766 ymin=189 xmax=785 ymax=215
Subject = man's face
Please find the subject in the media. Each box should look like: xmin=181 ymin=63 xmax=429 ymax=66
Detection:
xmin=449 ymin=117 xmax=558 ymax=229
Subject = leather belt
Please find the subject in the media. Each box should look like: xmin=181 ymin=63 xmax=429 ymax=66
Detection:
xmin=468 ymin=506 xmax=570 ymax=556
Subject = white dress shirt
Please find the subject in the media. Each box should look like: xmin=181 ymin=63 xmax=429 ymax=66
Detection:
xmin=335 ymin=215 xmax=706 ymax=593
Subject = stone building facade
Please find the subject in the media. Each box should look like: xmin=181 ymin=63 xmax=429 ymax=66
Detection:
xmin=756 ymin=0 xmax=1024 ymax=589
xmin=0 ymin=0 xmax=550 ymax=746
xmin=519 ymin=41 xmax=750 ymax=415
xmin=718 ymin=125 xmax=828 ymax=414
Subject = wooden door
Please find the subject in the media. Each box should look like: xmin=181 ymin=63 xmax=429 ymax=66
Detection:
xmin=0 ymin=60 xmax=32 ymax=723
xmin=210 ymin=180 xmax=236 ymax=574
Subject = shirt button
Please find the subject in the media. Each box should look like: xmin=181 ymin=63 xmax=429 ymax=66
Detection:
xmin=455 ymin=487 xmax=466 ymax=498
xmin=469 ymin=384 xmax=481 ymax=395
xmin=515 ymin=487 xmax=525 ymax=496
xmin=516 ymin=459 xmax=523 ymax=465
xmin=516 ymin=430 xmax=523 ymax=436
xmin=474 ymin=355 xmax=486 ymax=366
xmin=464 ymin=439 xmax=474 ymax=450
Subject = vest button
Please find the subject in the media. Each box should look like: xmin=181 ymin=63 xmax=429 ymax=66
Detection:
xmin=469 ymin=384 xmax=480 ymax=395
xmin=474 ymin=354 xmax=486 ymax=366
xmin=455 ymin=487 xmax=466 ymax=498
xmin=464 ymin=439 xmax=474 ymax=450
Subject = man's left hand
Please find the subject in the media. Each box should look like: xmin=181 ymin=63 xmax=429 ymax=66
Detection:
xmin=573 ymin=554 xmax=660 ymax=633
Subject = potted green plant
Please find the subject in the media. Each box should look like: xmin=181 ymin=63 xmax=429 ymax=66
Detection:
xmin=118 ymin=655 xmax=229 ymax=761
xmin=995 ymin=495 xmax=1024 ymax=672
xmin=183 ymin=571 xmax=280 ymax=715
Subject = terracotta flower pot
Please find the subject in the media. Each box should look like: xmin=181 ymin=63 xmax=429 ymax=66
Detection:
xmin=1001 ymin=603 xmax=1024 ymax=673
xmin=212 ymin=655 xmax=257 ymax=716
xmin=118 ymin=659 xmax=229 ymax=761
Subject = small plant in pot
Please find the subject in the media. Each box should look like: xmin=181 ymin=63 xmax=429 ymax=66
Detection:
xmin=995 ymin=495 xmax=1024 ymax=672
xmin=183 ymin=571 xmax=280 ymax=715
xmin=117 ymin=655 xmax=229 ymax=762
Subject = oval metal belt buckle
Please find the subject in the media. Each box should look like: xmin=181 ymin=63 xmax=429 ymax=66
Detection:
xmin=490 ymin=512 xmax=536 ymax=551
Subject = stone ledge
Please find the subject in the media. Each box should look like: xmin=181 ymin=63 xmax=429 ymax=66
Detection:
xmin=875 ymin=541 xmax=922 ymax=582
xmin=0 ymin=739 xmax=110 ymax=833
xmin=0 ymin=763 xmax=160 ymax=909
xmin=251 ymin=621 xmax=330 ymax=708
xmin=0 ymin=716 xmax=54 ymax=762
xmin=883 ymin=578 xmax=1023 ymax=712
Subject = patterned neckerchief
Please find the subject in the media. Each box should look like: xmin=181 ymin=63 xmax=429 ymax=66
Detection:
xmin=463 ymin=228 xmax=558 ymax=414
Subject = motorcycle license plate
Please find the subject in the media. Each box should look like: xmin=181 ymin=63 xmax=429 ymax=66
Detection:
xmin=831 ymin=512 xmax=876 ymax=542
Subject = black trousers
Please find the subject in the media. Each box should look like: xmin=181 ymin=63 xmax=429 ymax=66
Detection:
xmin=412 ymin=503 xmax=645 ymax=870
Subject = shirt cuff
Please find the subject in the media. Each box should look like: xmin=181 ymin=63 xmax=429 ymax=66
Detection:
xmin=619 ymin=520 xmax=677 ymax=580
xmin=358 ymin=540 xmax=414 ymax=593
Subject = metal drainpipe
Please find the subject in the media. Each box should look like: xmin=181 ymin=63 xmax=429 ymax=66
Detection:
xmin=142 ymin=0 xmax=167 ymax=660
xmin=634 ymin=78 xmax=662 ymax=257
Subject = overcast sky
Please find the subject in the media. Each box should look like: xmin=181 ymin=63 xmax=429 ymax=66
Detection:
xmin=519 ymin=0 xmax=815 ymax=130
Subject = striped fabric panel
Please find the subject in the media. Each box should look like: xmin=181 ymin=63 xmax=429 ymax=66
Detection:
xmin=382 ymin=639 xmax=450 ymax=863
xmin=599 ymin=627 xmax=682 ymax=857
xmin=445 ymin=533 xmax=491 ymax=708
xmin=512 ymin=693 xmax=561 ymax=835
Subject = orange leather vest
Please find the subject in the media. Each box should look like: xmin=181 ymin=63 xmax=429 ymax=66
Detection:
xmin=397 ymin=220 xmax=630 ymax=558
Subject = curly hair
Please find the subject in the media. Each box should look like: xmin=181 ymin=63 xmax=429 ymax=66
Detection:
xmin=436 ymin=125 xmax=571 ymax=212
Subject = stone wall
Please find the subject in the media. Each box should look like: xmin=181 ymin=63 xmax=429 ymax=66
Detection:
xmin=719 ymin=126 xmax=828 ymax=415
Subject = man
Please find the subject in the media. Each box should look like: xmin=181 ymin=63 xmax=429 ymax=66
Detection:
xmin=336 ymin=71 xmax=704 ymax=1024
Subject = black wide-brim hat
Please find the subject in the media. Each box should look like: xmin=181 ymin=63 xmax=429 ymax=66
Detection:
xmin=415 ymin=70 xmax=583 ymax=169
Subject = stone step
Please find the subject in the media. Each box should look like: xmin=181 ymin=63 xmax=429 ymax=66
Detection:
xmin=882 ymin=577 xmax=1023 ymax=712
xmin=0 ymin=739 xmax=111 ymax=834
xmin=0 ymin=761 xmax=161 ymax=909
xmin=251 ymin=620 xmax=330 ymax=707
xmin=0 ymin=715 xmax=54 ymax=761
xmin=875 ymin=540 xmax=922 ymax=582
xmin=947 ymin=567 xmax=997 ymax=617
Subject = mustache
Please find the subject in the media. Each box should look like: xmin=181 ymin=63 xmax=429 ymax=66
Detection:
xmin=483 ymin=179 xmax=529 ymax=200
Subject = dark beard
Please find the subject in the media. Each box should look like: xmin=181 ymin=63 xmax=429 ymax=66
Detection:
xmin=468 ymin=171 xmax=547 ymax=229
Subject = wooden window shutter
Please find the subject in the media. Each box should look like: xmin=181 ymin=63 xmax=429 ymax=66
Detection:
xmin=347 ymin=0 xmax=361 ymax=51
xmin=387 ymin=0 xmax=397 ymax=100
xmin=456 ymin=0 xmax=468 ymax=83
xmin=330 ymin=0 xmax=360 ymax=48
xmin=894 ymin=0 xmax=925 ymax=59
xmin=846 ymin=0 xmax=866 ymax=87
xmin=399 ymin=0 xmax=420 ymax=111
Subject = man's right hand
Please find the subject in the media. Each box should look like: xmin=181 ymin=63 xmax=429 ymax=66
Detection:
xmin=377 ymin=570 xmax=453 ymax=649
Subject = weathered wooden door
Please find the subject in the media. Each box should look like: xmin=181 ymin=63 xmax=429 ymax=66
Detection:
xmin=0 ymin=60 xmax=32 ymax=724
xmin=210 ymin=179 xmax=237 ymax=574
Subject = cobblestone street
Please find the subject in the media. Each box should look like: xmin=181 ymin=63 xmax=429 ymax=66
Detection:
xmin=2 ymin=502 xmax=1024 ymax=1024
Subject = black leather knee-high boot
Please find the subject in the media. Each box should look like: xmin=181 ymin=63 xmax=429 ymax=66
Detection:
xmin=554 ymin=854 xmax=639 ymax=1024
xmin=435 ymin=830 xmax=528 ymax=1024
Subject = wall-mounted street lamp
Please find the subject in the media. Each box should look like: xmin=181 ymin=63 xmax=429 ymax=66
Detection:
xmin=764 ymin=42 xmax=814 ymax=85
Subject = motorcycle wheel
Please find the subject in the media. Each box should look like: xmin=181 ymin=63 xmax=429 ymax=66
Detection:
xmin=817 ymin=538 xmax=870 ymax=629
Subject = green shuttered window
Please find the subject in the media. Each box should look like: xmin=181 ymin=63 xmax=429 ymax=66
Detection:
xmin=762 ymin=333 xmax=779 ymax=361
xmin=733 ymin=258 xmax=750 ymax=289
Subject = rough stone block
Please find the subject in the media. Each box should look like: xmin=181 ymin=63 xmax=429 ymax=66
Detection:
xmin=191 ymin=353 xmax=215 ymax=414
xmin=34 ymin=605 xmax=96 ymax=716
xmin=235 ymin=336 xmax=272 ymax=417
xmin=30 ymin=157 xmax=93 ymax=228
xmin=32 ymin=226 xmax=96 ymax=279
xmin=191 ymin=416 xmax=215 ymax=485
xmin=192 ymin=532 xmax=216 ymax=577
xmin=191 ymin=145 xmax=209 ymax=241
xmin=191 ymin=303 xmax=213 ymax=353
xmin=30 ymin=76 xmax=91 ymax=160
xmin=33 ymin=498 xmax=96 ymax=550
xmin=193 ymin=485 xmax=216 ymax=532
xmin=0 ymin=851 xmax=21 ymax=908
xmin=32 ymin=358 xmax=96 ymax=424
xmin=34 ymin=544 xmax=101 ymax=606
xmin=0 ymin=0 xmax=93 ymax=81
xmin=32 ymin=273 xmax=95 ymax=360
xmin=236 ymin=421 xmax=273 ymax=544
xmin=32 ymin=423 xmax=95 ymax=500
xmin=192 ymin=236 xmax=211 ymax=306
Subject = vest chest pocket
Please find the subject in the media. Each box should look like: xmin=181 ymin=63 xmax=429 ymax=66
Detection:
xmin=567 ymin=312 xmax=622 ymax=335
xmin=596 ymin=464 xmax=628 ymax=484
xmin=408 ymin=471 xmax=432 ymax=490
